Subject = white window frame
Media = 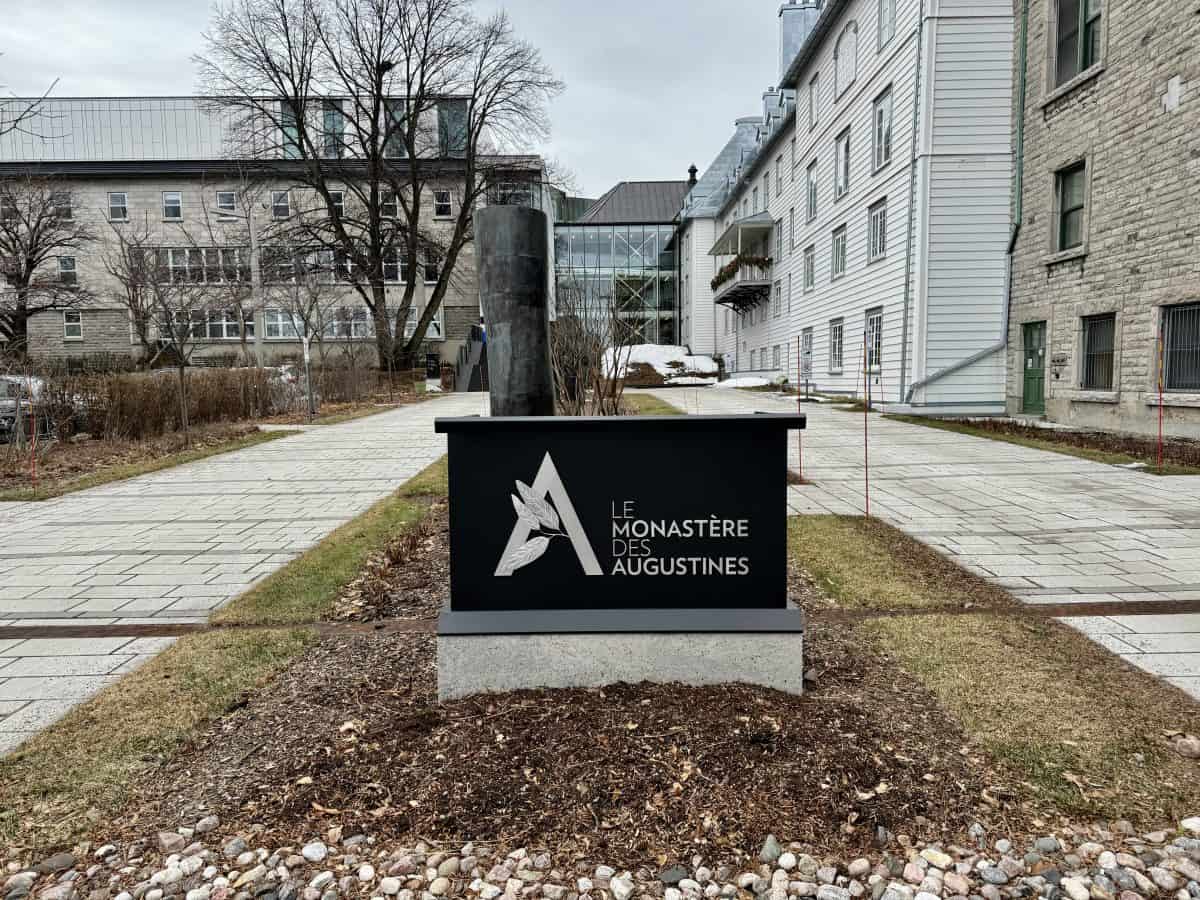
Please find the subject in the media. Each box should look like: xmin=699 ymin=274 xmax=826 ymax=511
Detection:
xmin=189 ymin=308 xmax=253 ymax=341
xmin=108 ymin=192 xmax=128 ymax=222
xmin=868 ymin=199 xmax=888 ymax=262
xmin=272 ymin=190 xmax=291 ymax=219
xmin=324 ymin=307 xmax=374 ymax=340
xmin=433 ymin=189 xmax=453 ymax=218
xmin=835 ymin=22 xmax=859 ymax=98
xmin=216 ymin=191 xmax=237 ymax=218
xmin=866 ymin=307 xmax=883 ymax=373
xmin=63 ymin=309 xmax=82 ymax=341
xmin=328 ymin=190 xmax=345 ymax=218
xmin=263 ymin=309 xmax=300 ymax=340
xmin=835 ymin=130 xmax=851 ymax=200
xmin=773 ymin=280 xmax=782 ymax=319
xmin=58 ymin=256 xmax=77 ymax=286
xmin=806 ymin=160 xmax=818 ymax=222
xmin=162 ymin=191 xmax=183 ymax=221
xmin=801 ymin=328 xmax=813 ymax=379
xmin=789 ymin=207 xmax=796 ymax=251
xmin=803 ymin=245 xmax=816 ymax=292
xmin=829 ymin=318 xmax=844 ymax=373
xmin=873 ymin=87 xmax=893 ymax=171
xmin=424 ymin=251 xmax=441 ymax=284
xmin=773 ymin=344 xmax=782 ymax=370
xmin=51 ymin=191 xmax=73 ymax=220
xmin=832 ymin=226 xmax=848 ymax=280
xmin=808 ymin=73 xmax=820 ymax=130
xmin=381 ymin=190 xmax=398 ymax=219
xmin=776 ymin=156 xmax=783 ymax=197
xmin=775 ymin=218 xmax=784 ymax=259
xmin=878 ymin=0 xmax=896 ymax=49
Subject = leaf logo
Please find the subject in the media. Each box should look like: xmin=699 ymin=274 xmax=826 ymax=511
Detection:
xmin=495 ymin=453 xmax=603 ymax=578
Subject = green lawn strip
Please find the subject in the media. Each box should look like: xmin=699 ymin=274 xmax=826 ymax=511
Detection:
xmin=0 ymin=430 xmax=297 ymax=503
xmin=886 ymin=414 xmax=1200 ymax=475
xmin=0 ymin=627 xmax=314 ymax=852
xmin=211 ymin=456 xmax=448 ymax=626
xmin=787 ymin=514 xmax=1200 ymax=822
xmin=621 ymin=393 xmax=685 ymax=416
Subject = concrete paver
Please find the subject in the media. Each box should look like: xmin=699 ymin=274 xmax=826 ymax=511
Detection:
xmin=0 ymin=393 xmax=484 ymax=751
xmin=647 ymin=388 xmax=1200 ymax=701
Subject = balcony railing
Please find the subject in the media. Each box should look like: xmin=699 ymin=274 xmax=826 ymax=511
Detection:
xmin=711 ymin=255 xmax=773 ymax=310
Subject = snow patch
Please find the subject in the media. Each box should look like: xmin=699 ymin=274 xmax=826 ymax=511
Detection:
xmin=604 ymin=345 xmax=719 ymax=386
xmin=715 ymin=376 xmax=772 ymax=389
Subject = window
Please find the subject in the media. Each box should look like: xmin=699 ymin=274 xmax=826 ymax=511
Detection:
xmin=808 ymin=74 xmax=820 ymax=129
xmin=281 ymin=101 xmax=301 ymax=159
xmin=789 ymin=208 xmax=796 ymax=251
xmin=835 ymin=22 xmax=859 ymax=97
xmin=801 ymin=328 xmax=813 ymax=378
xmin=873 ymin=88 xmax=893 ymax=170
xmin=58 ymin=256 xmax=77 ymax=286
xmin=1055 ymin=0 xmax=1102 ymax=87
xmin=790 ymin=138 xmax=796 ymax=179
xmin=806 ymin=160 xmax=818 ymax=222
xmin=63 ymin=310 xmax=82 ymax=340
xmin=108 ymin=192 xmax=128 ymax=222
xmin=0 ymin=196 xmax=16 ymax=222
xmin=1164 ymin=302 xmax=1200 ymax=392
xmin=216 ymin=191 xmax=237 ymax=217
xmin=878 ymin=0 xmax=896 ymax=49
xmin=750 ymin=349 xmax=757 ymax=370
xmin=763 ymin=175 xmax=770 ymax=209
xmin=162 ymin=192 xmax=183 ymax=220
xmin=272 ymin=190 xmax=291 ymax=219
xmin=325 ymin=307 xmax=374 ymax=340
xmin=803 ymin=245 xmax=816 ymax=292
xmin=433 ymin=190 xmax=453 ymax=218
xmin=829 ymin=318 xmax=844 ymax=372
xmin=773 ymin=345 xmax=782 ymax=370
xmin=752 ymin=186 xmax=759 ymax=213
xmin=869 ymin=199 xmax=888 ymax=261
xmin=866 ymin=307 xmax=883 ymax=372
xmin=384 ymin=99 xmax=407 ymax=159
xmin=831 ymin=226 xmax=848 ymax=280
xmin=1080 ymin=313 xmax=1115 ymax=390
xmin=773 ymin=280 xmax=782 ymax=318
xmin=383 ymin=248 xmax=413 ymax=284
xmin=725 ymin=309 xmax=731 ymax=335
xmin=381 ymin=190 xmax=398 ymax=219
xmin=51 ymin=191 xmax=72 ymax=220
xmin=787 ymin=272 xmax=793 ymax=312
xmin=438 ymin=99 xmax=469 ymax=157
xmin=189 ymin=309 xmax=253 ymax=341
xmin=322 ymin=99 xmax=344 ymax=159
xmin=424 ymin=251 xmax=441 ymax=283
xmin=264 ymin=309 xmax=300 ymax=340
xmin=160 ymin=247 xmax=250 ymax=284
xmin=835 ymin=130 xmax=851 ymax=200
xmin=775 ymin=218 xmax=784 ymax=259
xmin=776 ymin=156 xmax=783 ymax=196
xmin=328 ymin=190 xmax=344 ymax=218
xmin=1055 ymin=162 xmax=1086 ymax=251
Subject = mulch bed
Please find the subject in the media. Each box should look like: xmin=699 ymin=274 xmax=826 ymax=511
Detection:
xmin=944 ymin=417 xmax=1200 ymax=468
xmin=0 ymin=423 xmax=261 ymax=492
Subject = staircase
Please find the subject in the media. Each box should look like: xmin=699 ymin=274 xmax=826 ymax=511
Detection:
xmin=454 ymin=325 xmax=489 ymax=393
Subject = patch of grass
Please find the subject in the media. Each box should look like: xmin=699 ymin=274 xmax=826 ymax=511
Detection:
xmin=887 ymin=415 xmax=1200 ymax=475
xmin=0 ymin=627 xmax=314 ymax=852
xmin=620 ymin=393 xmax=684 ymax=416
xmin=862 ymin=613 xmax=1200 ymax=821
xmin=788 ymin=514 xmax=1200 ymax=822
xmin=311 ymin=404 xmax=402 ymax=426
xmin=212 ymin=456 xmax=448 ymax=626
xmin=0 ymin=430 xmax=296 ymax=502
xmin=788 ymin=515 xmax=1014 ymax=610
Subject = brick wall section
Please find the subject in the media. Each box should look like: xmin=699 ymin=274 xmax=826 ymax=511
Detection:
xmin=1008 ymin=0 xmax=1200 ymax=437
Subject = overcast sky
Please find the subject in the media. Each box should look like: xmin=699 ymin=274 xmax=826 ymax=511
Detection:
xmin=0 ymin=0 xmax=779 ymax=198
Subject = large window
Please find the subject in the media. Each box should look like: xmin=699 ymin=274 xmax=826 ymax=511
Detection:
xmin=159 ymin=247 xmax=250 ymax=284
xmin=835 ymin=22 xmax=859 ymax=98
xmin=1055 ymin=162 xmax=1086 ymax=251
xmin=58 ymin=256 xmax=77 ymax=285
xmin=438 ymin=99 xmax=469 ymax=157
xmin=1080 ymin=313 xmax=1115 ymax=390
xmin=216 ymin=191 xmax=237 ymax=217
xmin=873 ymin=88 xmax=893 ymax=171
xmin=835 ymin=130 xmax=851 ymax=200
xmin=1055 ymin=0 xmax=1102 ymax=87
xmin=322 ymin=99 xmax=344 ymax=159
xmin=384 ymin=99 xmax=407 ymax=159
xmin=803 ymin=245 xmax=816 ymax=292
xmin=878 ymin=0 xmax=896 ymax=48
xmin=281 ymin=101 xmax=301 ymax=159
xmin=866 ymin=307 xmax=883 ymax=372
xmin=806 ymin=160 xmax=819 ymax=221
xmin=162 ymin=192 xmax=183 ymax=221
xmin=63 ymin=309 xmax=82 ymax=340
xmin=831 ymin=226 xmax=847 ymax=280
xmin=808 ymin=74 xmax=820 ymax=129
xmin=1164 ymin=303 xmax=1200 ymax=392
xmin=264 ymin=309 xmax=300 ymax=340
xmin=325 ymin=307 xmax=373 ymax=339
xmin=829 ymin=318 xmax=844 ymax=372
xmin=869 ymin=199 xmax=888 ymax=262
xmin=51 ymin=191 xmax=73 ymax=220
xmin=108 ymin=192 xmax=128 ymax=222
xmin=188 ymin=309 xmax=253 ymax=341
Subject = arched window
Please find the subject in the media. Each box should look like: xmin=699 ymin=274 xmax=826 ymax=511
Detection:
xmin=835 ymin=22 xmax=859 ymax=97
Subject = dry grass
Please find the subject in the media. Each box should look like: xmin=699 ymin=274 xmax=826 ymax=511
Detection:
xmin=619 ymin=393 xmax=684 ymax=416
xmin=0 ymin=628 xmax=314 ymax=854
xmin=787 ymin=514 xmax=1200 ymax=823
xmin=211 ymin=456 xmax=449 ymax=627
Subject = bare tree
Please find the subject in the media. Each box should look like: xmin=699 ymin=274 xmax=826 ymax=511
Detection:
xmin=0 ymin=55 xmax=57 ymax=138
xmin=0 ymin=177 xmax=96 ymax=354
xmin=194 ymin=0 xmax=561 ymax=369
xmin=551 ymin=273 xmax=634 ymax=416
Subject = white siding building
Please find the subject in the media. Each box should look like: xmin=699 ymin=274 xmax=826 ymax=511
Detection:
xmin=679 ymin=0 xmax=1013 ymax=411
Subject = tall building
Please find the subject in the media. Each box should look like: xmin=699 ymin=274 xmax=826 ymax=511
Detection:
xmin=0 ymin=96 xmax=547 ymax=367
xmin=553 ymin=180 xmax=689 ymax=345
xmin=677 ymin=0 xmax=1014 ymax=412
xmin=1007 ymin=0 xmax=1200 ymax=436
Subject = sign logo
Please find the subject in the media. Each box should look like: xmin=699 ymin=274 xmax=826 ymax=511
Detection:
xmin=496 ymin=452 xmax=603 ymax=577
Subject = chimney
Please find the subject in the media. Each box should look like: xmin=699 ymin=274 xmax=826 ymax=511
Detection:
xmin=779 ymin=1 xmax=823 ymax=82
xmin=762 ymin=86 xmax=782 ymax=128
xmin=688 ymin=164 xmax=699 ymax=187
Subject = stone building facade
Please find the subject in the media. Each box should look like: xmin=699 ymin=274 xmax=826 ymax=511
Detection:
xmin=1007 ymin=0 xmax=1200 ymax=436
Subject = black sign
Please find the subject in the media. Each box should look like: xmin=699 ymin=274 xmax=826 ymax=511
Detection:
xmin=434 ymin=414 xmax=805 ymax=612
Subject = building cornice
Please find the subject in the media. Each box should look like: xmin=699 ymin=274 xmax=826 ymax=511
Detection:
xmin=778 ymin=0 xmax=851 ymax=91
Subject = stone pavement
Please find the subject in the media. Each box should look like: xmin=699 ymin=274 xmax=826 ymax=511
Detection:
xmin=0 ymin=393 xmax=484 ymax=752
xmin=646 ymin=387 xmax=1200 ymax=701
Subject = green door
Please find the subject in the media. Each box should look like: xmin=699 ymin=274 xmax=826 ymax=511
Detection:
xmin=1022 ymin=321 xmax=1047 ymax=414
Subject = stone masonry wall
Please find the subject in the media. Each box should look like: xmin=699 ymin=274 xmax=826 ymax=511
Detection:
xmin=1007 ymin=0 xmax=1200 ymax=437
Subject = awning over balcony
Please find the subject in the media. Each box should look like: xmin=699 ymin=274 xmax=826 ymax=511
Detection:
xmin=708 ymin=211 xmax=775 ymax=256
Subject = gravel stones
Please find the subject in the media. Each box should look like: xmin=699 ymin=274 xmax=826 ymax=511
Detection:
xmin=761 ymin=837 xmax=783 ymax=865
xmin=156 ymin=836 xmax=185 ymax=856
xmin=919 ymin=850 xmax=952 ymax=871
xmin=979 ymin=867 xmax=1008 ymax=886
xmin=610 ymin=874 xmax=635 ymax=900
xmin=299 ymin=845 xmax=326 ymax=865
xmin=1182 ymin=818 xmax=1200 ymax=835
xmin=816 ymin=886 xmax=850 ymax=900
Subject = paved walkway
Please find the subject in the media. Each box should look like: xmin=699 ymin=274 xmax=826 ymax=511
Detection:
xmin=0 ymin=393 xmax=484 ymax=752
xmin=646 ymin=388 xmax=1200 ymax=701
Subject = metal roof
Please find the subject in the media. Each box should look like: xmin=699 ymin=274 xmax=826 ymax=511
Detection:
xmin=576 ymin=180 xmax=690 ymax=224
